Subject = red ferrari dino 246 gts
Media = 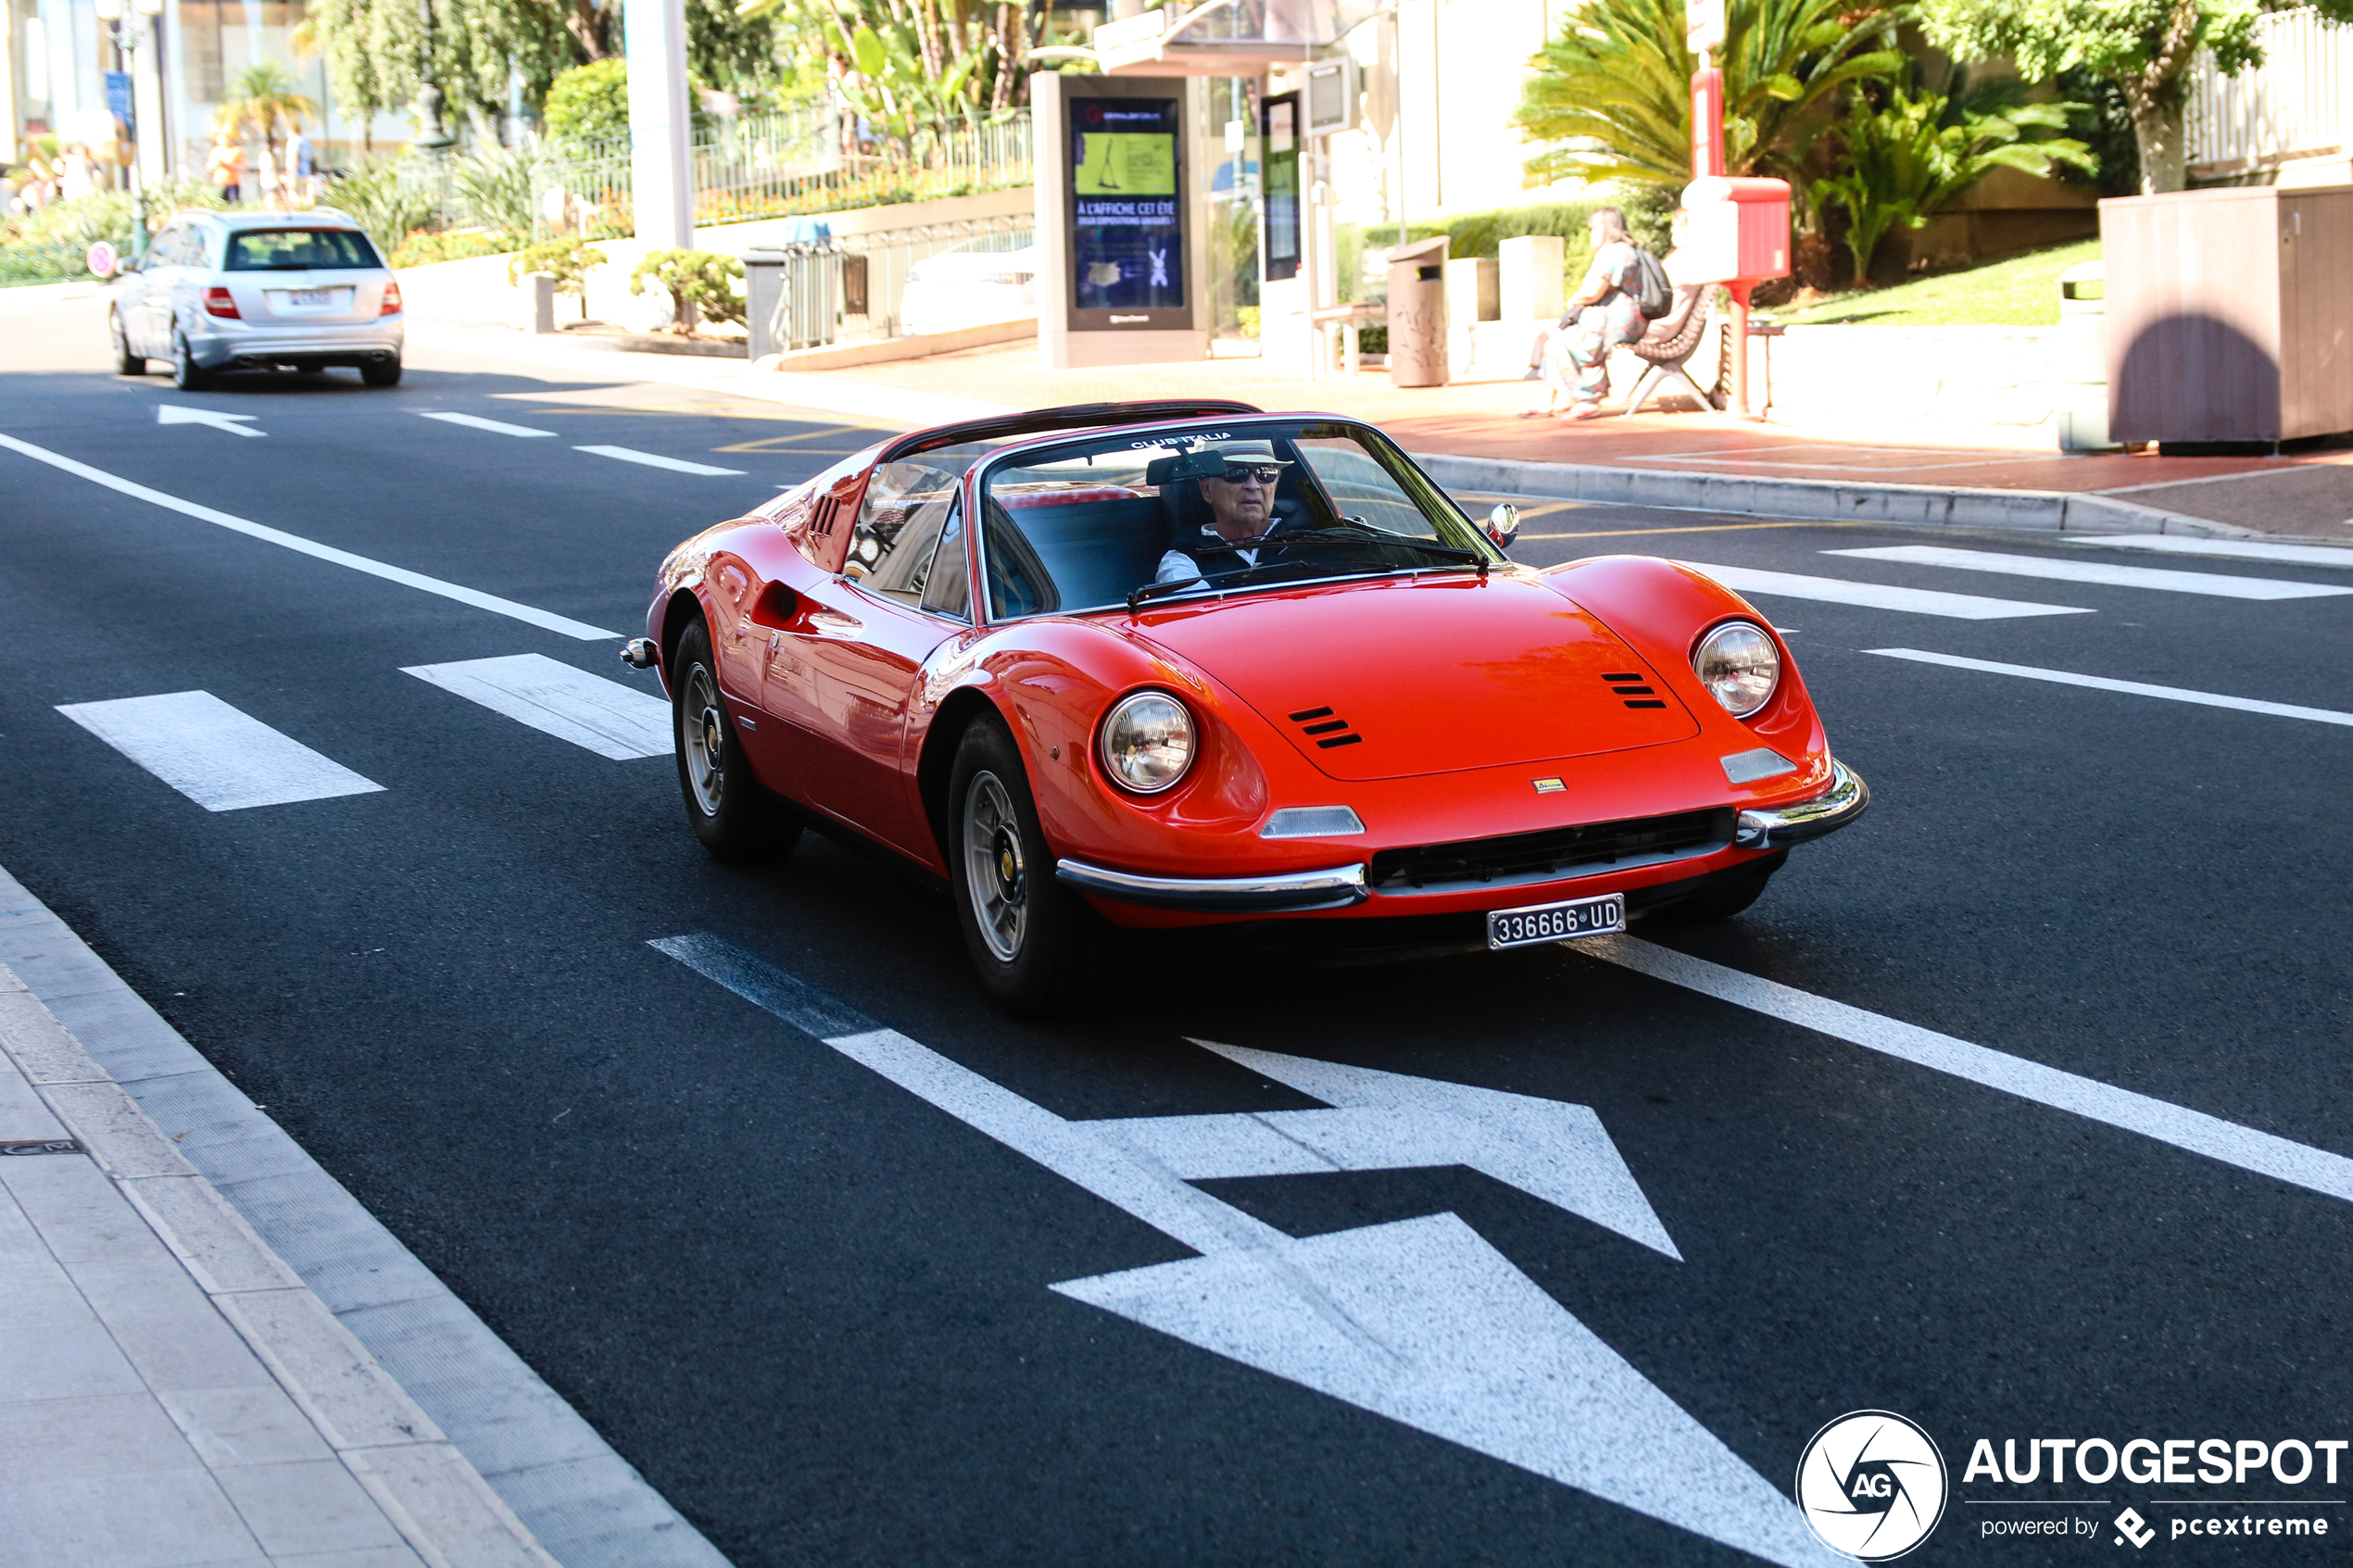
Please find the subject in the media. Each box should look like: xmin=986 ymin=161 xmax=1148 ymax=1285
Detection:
xmin=629 ymin=399 xmax=1868 ymax=1010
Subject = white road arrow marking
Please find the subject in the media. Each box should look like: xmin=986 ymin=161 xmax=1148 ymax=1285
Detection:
xmin=1092 ymin=1040 xmax=1680 ymax=1258
xmin=653 ymin=933 xmax=1841 ymax=1568
xmin=157 ymin=405 xmax=265 ymax=437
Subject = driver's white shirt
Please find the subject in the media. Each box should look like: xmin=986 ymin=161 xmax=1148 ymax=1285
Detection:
xmin=1154 ymin=545 xmax=1257 ymax=585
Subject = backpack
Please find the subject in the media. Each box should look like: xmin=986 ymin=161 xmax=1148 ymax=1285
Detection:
xmin=1630 ymin=248 xmax=1675 ymax=320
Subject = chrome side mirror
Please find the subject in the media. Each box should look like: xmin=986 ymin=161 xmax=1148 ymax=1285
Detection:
xmin=1485 ymin=502 xmax=1520 ymax=548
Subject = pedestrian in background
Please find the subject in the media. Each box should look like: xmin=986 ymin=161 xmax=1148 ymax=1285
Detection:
xmin=257 ymin=141 xmax=280 ymax=207
xmin=207 ymin=132 xmax=245 ymax=205
xmin=287 ymin=127 xmax=315 ymax=203
xmin=1521 ymin=207 xmax=1650 ymax=421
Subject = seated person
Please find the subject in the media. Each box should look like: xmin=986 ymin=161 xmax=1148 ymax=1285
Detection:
xmin=1154 ymin=440 xmax=1302 ymax=586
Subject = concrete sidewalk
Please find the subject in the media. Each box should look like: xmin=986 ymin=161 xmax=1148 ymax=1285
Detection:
xmin=402 ymin=314 xmax=2353 ymax=546
xmin=0 ymin=959 xmax=554 ymax=1567
xmin=0 ymin=859 xmax=732 ymax=1568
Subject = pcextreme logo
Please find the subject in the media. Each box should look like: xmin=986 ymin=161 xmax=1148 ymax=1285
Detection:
xmin=1796 ymin=1410 xmax=1951 ymax=1561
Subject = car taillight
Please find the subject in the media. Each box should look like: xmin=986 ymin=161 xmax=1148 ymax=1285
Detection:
xmin=379 ymin=280 xmax=402 ymax=318
xmin=203 ymin=286 xmax=239 ymax=320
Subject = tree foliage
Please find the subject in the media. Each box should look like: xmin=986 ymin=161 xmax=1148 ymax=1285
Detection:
xmin=741 ymin=0 xmax=1037 ymax=117
xmin=1811 ymin=73 xmax=2094 ymax=282
xmin=1514 ymin=0 xmax=1907 ymax=187
xmin=304 ymin=0 xmax=779 ymax=133
xmin=1916 ymin=0 xmax=2353 ymax=191
xmin=630 ymin=247 xmax=745 ymax=332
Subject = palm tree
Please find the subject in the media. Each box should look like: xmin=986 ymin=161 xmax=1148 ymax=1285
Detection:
xmin=214 ymin=62 xmax=320 ymax=194
xmin=1811 ymin=74 xmax=2093 ymax=283
xmin=1513 ymin=0 xmax=1907 ymax=189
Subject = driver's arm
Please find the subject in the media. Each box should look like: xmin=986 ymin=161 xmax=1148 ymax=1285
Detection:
xmin=1154 ymin=549 xmax=1207 ymax=588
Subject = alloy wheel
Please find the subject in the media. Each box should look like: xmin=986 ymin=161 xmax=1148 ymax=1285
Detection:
xmin=962 ymin=770 xmax=1027 ymax=963
xmin=682 ymin=663 xmax=726 ymax=817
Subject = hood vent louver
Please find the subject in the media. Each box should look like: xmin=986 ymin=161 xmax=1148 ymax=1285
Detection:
xmin=1602 ymin=671 xmax=1667 ymax=710
xmin=1288 ymin=706 xmax=1363 ymax=749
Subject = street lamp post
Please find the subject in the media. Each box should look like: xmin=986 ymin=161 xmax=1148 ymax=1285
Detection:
xmin=93 ymin=0 xmax=166 ymax=261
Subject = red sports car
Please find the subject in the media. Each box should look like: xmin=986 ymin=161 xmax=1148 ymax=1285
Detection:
xmin=629 ymin=400 xmax=1867 ymax=1011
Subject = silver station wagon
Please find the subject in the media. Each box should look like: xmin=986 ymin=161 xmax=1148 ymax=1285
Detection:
xmin=108 ymin=208 xmax=404 ymax=390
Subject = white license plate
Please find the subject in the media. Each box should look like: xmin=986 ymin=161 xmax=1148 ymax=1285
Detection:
xmin=280 ymin=288 xmax=343 ymax=309
xmin=1487 ymin=892 xmax=1626 ymax=950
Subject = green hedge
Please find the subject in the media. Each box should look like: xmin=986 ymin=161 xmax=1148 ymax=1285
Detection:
xmin=0 ymin=241 xmax=92 ymax=288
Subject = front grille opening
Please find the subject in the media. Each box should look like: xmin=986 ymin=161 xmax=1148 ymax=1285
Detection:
xmin=1368 ymin=808 xmax=1734 ymax=892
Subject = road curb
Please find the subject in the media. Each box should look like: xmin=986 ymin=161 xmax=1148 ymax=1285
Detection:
xmin=1407 ymin=451 xmax=2269 ymax=540
xmin=0 ymin=865 xmax=732 ymax=1568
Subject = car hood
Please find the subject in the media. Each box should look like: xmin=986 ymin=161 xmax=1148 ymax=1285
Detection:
xmin=1131 ymin=574 xmax=1700 ymax=782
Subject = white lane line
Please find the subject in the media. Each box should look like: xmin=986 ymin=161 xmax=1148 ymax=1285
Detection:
xmin=1865 ymin=647 xmax=2353 ymax=728
xmin=1673 ymin=560 xmax=2092 ymax=620
xmin=1828 ymin=544 xmax=2353 ymax=600
xmin=1585 ymin=935 xmax=2353 ymax=1206
xmin=0 ymin=432 xmax=620 ymax=641
xmin=403 ymin=653 xmax=672 ymax=759
xmin=2071 ymin=533 xmax=2353 ymax=571
xmin=418 ymin=410 xmax=559 ymax=438
xmin=56 ymin=691 xmax=384 ymax=810
xmin=573 ymin=445 xmax=745 ymax=477
xmin=652 ymin=933 xmax=1840 ymax=1568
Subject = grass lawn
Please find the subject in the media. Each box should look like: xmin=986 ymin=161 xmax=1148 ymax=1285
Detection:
xmin=1779 ymin=238 xmax=2101 ymax=328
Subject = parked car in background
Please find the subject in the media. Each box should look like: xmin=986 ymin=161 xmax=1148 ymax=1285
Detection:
xmin=107 ymin=207 xmax=404 ymax=391
xmin=899 ymin=232 xmax=1038 ymax=337
xmin=629 ymin=400 xmax=1870 ymax=1013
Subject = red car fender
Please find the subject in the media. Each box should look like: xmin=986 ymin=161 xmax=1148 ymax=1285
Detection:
xmin=1541 ymin=555 xmax=1829 ymax=775
xmin=912 ymin=619 xmax=1285 ymax=878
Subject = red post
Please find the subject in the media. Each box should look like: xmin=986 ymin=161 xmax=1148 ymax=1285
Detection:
xmin=1729 ymin=281 xmax=1752 ymax=418
xmin=1689 ymin=62 xmax=1724 ymax=180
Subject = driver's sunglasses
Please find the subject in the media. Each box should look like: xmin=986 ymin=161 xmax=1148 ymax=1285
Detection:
xmin=1220 ymin=464 xmax=1283 ymax=485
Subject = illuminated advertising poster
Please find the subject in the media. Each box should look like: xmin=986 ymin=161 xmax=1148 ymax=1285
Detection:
xmin=1069 ymin=97 xmax=1187 ymax=325
xmin=1262 ymin=94 xmax=1299 ymax=282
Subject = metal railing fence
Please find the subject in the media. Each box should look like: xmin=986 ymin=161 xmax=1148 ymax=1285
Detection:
xmin=392 ymin=105 xmax=1032 ymax=244
xmin=2188 ymin=7 xmax=2349 ymax=171
xmin=745 ymin=213 xmax=1035 ymax=357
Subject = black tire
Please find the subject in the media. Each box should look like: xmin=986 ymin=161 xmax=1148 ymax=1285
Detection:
xmin=170 ymin=332 xmax=210 ymax=391
xmin=360 ymin=357 xmax=402 ymax=387
xmin=947 ymin=715 xmax=1121 ymax=1015
xmin=110 ymin=310 xmax=145 ymax=375
xmin=671 ymin=619 xmax=797 ymax=862
xmin=1649 ymin=860 xmax=1777 ymax=924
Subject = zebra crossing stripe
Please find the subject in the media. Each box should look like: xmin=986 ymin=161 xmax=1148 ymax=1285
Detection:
xmin=403 ymin=654 xmax=673 ymax=759
xmin=56 ymin=692 xmax=385 ymax=811
xmin=1673 ymin=560 xmax=2092 ymax=620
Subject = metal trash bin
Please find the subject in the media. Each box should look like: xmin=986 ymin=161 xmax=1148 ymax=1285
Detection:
xmin=1386 ymin=235 xmax=1451 ymax=388
xmin=743 ymin=218 xmax=836 ymax=361
xmin=2054 ymin=259 xmax=2117 ymax=452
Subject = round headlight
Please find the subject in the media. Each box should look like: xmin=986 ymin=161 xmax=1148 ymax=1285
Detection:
xmin=1099 ymin=692 xmax=1196 ymax=794
xmin=1692 ymin=621 xmax=1780 ymax=718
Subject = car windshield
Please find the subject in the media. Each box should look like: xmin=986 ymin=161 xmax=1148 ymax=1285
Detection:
xmin=223 ymin=229 xmax=382 ymax=271
xmin=975 ymin=420 xmax=1489 ymax=620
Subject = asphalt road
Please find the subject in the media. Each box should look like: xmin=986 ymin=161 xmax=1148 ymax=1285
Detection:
xmin=4 ymin=307 xmax=2350 ymax=1567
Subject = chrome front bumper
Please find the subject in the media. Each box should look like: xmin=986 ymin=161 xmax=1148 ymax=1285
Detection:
xmin=1055 ymin=859 xmax=1369 ymax=912
xmin=1734 ymin=759 xmax=1869 ymax=847
xmin=1062 ymin=759 xmax=1866 ymax=913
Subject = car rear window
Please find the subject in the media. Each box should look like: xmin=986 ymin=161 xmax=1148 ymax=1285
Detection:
xmin=224 ymin=229 xmax=382 ymax=271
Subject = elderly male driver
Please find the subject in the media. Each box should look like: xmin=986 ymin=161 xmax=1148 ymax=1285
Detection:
xmin=1154 ymin=439 xmax=1296 ymax=586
